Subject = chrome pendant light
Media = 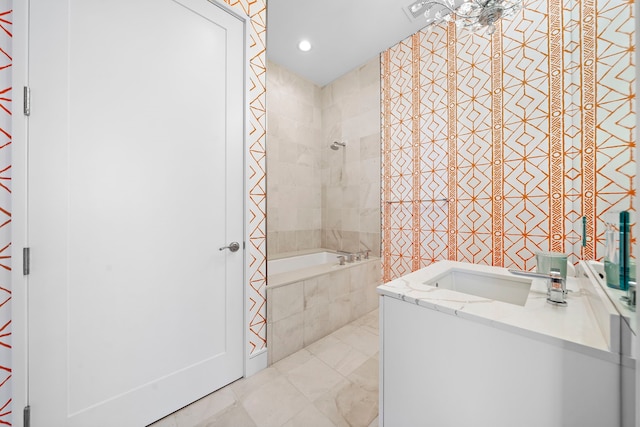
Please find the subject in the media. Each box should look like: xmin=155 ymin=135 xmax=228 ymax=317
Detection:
xmin=408 ymin=0 xmax=524 ymax=35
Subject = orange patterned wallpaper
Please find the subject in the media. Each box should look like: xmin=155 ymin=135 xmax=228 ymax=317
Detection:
xmin=381 ymin=0 xmax=635 ymax=282
xmin=223 ymin=0 xmax=268 ymax=355
xmin=0 ymin=3 xmax=9 ymax=425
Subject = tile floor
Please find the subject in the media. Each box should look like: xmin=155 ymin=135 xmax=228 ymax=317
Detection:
xmin=150 ymin=308 xmax=380 ymax=427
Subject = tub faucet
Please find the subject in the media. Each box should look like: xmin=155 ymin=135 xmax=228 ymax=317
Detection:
xmin=337 ymin=255 xmax=346 ymax=266
xmin=337 ymin=251 xmax=355 ymax=263
xmin=508 ymin=268 xmax=567 ymax=306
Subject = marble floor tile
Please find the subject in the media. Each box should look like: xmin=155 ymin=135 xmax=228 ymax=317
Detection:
xmin=347 ymin=357 xmax=379 ymax=394
xmin=314 ymin=380 xmax=378 ymax=427
xmin=149 ymin=414 xmax=178 ymax=427
xmin=335 ymin=327 xmax=379 ymax=357
xmin=196 ymin=403 xmax=257 ymax=427
xmin=272 ymin=348 xmax=315 ymax=375
xmin=310 ymin=336 xmax=369 ymax=377
xmin=150 ymin=309 xmax=380 ymax=427
xmin=174 ymin=387 xmax=237 ymax=427
xmin=281 ymin=404 xmax=337 ymax=427
xmin=229 ymin=366 xmax=281 ymax=401
xmin=285 ymin=356 xmax=346 ymax=401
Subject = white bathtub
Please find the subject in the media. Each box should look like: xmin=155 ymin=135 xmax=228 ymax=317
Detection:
xmin=266 ymin=248 xmax=382 ymax=363
xmin=267 ymin=250 xmax=345 ymax=287
xmin=268 ymin=250 xmax=340 ymax=276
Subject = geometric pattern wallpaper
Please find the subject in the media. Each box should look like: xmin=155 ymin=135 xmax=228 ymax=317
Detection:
xmin=0 ymin=3 xmax=9 ymax=425
xmin=223 ymin=0 xmax=267 ymax=355
xmin=381 ymin=0 xmax=635 ymax=282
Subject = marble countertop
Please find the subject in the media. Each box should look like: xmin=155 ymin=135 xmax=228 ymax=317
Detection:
xmin=377 ymin=260 xmax=620 ymax=363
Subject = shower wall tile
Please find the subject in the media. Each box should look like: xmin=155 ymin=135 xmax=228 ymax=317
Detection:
xmin=267 ymin=61 xmax=323 ymax=256
xmin=267 ymin=57 xmax=382 ymax=259
xmin=321 ymin=57 xmax=382 ymax=256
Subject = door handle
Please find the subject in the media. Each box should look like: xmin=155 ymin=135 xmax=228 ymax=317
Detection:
xmin=219 ymin=242 xmax=240 ymax=252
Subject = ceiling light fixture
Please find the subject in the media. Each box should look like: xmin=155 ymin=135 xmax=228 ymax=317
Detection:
xmin=408 ymin=0 xmax=524 ymax=36
xmin=298 ymin=39 xmax=312 ymax=52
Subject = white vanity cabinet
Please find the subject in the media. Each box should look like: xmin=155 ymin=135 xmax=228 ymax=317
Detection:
xmin=378 ymin=261 xmax=629 ymax=427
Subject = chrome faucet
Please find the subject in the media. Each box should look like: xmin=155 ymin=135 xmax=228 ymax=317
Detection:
xmin=337 ymin=250 xmax=355 ymax=263
xmin=508 ymin=268 xmax=567 ymax=306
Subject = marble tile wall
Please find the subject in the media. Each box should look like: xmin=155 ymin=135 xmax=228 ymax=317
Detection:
xmin=266 ymin=61 xmax=323 ymax=255
xmin=266 ymin=259 xmax=381 ymax=364
xmin=267 ymin=58 xmax=382 ymax=258
xmin=321 ymin=58 xmax=382 ymax=256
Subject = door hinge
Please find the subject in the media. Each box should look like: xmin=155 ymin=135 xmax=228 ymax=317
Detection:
xmin=23 ymin=86 xmax=31 ymax=116
xmin=24 ymin=405 xmax=30 ymax=427
xmin=23 ymin=247 xmax=30 ymax=276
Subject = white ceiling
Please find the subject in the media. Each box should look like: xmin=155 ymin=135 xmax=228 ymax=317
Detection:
xmin=266 ymin=0 xmax=432 ymax=87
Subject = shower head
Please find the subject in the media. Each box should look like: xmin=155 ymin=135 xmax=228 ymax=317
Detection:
xmin=330 ymin=141 xmax=346 ymax=150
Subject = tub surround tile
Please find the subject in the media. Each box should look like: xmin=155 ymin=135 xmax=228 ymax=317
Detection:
xmin=268 ymin=256 xmax=381 ymax=363
xmin=329 ymin=295 xmax=353 ymax=332
xmin=359 ymin=233 xmax=381 ymax=258
xmin=339 ymin=231 xmax=360 ymax=253
xmin=349 ymin=289 xmax=372 ymax=320
xmin=268 ymin=312 xmax=304 ymax=364
xmin=303 ymin=277 xmax=330 ymax=309
xmin=303 ymin=303 xmax=332 ymax=346
xmin=268 ymin=283 xmax=304 ymax=323
xmin=277 ymin=231 xmax=298 ymax=254
xmin=324 ymin=270 xmax=350 ymax=299
xmin=322 ymin=229 xmax=341 ymax=250
xmin=348 ymin=264 xmax=367 ymax=292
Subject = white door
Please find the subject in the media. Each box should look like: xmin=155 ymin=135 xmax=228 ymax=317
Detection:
xmin=26 ymin=1 xmax=246 ymax=426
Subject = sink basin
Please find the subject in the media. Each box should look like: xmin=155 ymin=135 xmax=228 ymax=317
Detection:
xmin=422 ymin=268 xmax=532 ymax=306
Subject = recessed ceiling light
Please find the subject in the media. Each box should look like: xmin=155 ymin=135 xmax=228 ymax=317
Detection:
xmin=298 ymin=39 xmax=312 ymax=52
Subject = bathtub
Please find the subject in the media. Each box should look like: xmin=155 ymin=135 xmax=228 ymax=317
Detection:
xmin=266 ymin=249 xmax=381 ymax=364
xmin=268 ymin=250 xmax=342 ymax=283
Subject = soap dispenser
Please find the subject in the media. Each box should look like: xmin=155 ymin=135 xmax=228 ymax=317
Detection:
xmin=604 ymin=210 xmax=632 ymax=291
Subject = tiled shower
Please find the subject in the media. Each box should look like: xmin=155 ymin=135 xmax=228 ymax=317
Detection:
xmin=266 ymin=58 xmax=382 ymax=258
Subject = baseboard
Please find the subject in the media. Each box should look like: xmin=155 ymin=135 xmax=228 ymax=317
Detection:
xmin=245 ymin=347 xmax=268 ymax=377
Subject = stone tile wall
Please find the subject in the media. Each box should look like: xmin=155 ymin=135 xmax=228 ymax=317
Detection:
xmin=321 ymin=58 xmax=382 ymax=257
xmin=266 ymin=61 xmax=323 ymax=255
xmin=266 ymin=258 xmax=381 ymax=364
xmin=266 ymin=57 xmax=382 ymax=258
